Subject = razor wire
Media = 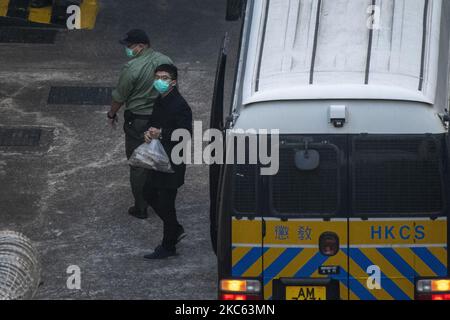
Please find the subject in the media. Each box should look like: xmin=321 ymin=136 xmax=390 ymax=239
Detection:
xmin=0 ymin=231 xmax=41 ymax=300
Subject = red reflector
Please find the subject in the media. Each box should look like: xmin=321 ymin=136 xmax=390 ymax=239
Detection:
xmin=432 ymin=294 xmax=450 ymax=300
xmin=220 ymin=293 xmax=261 ymax=301
xmin=221 ymin=294 xmax=247 ymax=300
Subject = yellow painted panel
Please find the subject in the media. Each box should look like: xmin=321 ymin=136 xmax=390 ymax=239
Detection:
xmin=0 ymin=0 xmax=98 ymax=29
xmin=231 ymin=247 xmax=251 ymax=268
xmin=264 ymin=220 xmax=348 ymax=246
xmin=414 ymin=219 xmax=447 ymax=246
xmin=349 ymin=289 xmax=360 ymax=301
xmin=362 ymin=248 xmax=414 ymax=299
xmin=0 ymin=0 xmax=10 ymax=17
xmin=411 ymin=248 xmax=438 ymax=277
xmin=309 ymin=250 xmax=346 ymax=278
xmin=428 ymin=247 xmax=448 ymax=266
xmin=80 ymin=0 xmax=99 ymax=30
xmin=263 ymin=250 xmax=350 ymax=300
xmin=232 ymin=219 xmax=262 ymax=245
xmin=348 ymin=257 xmax=394 ymax=300
xmin=243 ymin=248 xmax=283 ymax=278
xmin=263 ymin=249 xmax=316 ymax=299
xmin=263 ymin=249 xmax=312 ymax=298
xmin=28 ymin=6 xmax=51 ymax=24
xmin=273 ymin=249 xmax=316 ymax=279
xmin=398 ymin=248 xmax=436 ymax=277
xmin=350 ymin=219 xmax=446 ymax=245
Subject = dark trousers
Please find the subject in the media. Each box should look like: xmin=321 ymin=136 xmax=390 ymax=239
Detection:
xmin=125 ymin=117 xmax=151 ymax=214
xmin=145 ymin=187 xmax=181 ymax=252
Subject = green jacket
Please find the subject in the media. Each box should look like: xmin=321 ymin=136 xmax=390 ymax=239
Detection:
xmin=112 ymin=48 xmax=173 ymax=115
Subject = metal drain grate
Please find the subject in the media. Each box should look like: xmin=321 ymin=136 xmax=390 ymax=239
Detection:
xmin=47 ymin=87 xmax=114 ymax=105
xmin=0 ymin=128 xmax=41 ymax=147
xmin=0 ymin=27 xmax=57 ymax=44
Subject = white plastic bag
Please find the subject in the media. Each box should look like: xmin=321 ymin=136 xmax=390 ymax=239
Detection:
xmin=128 ymin=139 xmax=174 ymax=173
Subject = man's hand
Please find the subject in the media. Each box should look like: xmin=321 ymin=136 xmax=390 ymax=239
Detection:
xmin=144 ymin=130 xmax=152 ymax=143
xmin=108 ymin=101 xmax=123 ymax=129
xmin=148 ymin=127 xmax=161 ymax=139
xmin=107 ymin=111 xmax=118 ymax=129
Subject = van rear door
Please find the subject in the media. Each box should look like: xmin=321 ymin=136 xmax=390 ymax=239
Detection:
xmin=261 ymin=136 xmax=349 ymax=300
xmin=347 ymin=135 xmax=448 ymax=300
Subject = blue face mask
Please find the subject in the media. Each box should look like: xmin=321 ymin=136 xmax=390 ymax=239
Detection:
xmin=153 ymin=79 xmax=171 ymax=94
xmin=125 ymin=47 xmax=136 ymax=58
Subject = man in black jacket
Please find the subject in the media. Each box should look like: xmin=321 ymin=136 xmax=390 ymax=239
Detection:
xmin=143 ymin=64 xmax=193 ymax=259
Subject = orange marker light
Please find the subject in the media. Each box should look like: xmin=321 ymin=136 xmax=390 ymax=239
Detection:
xmin=220 ymin=280 xmax=247 ymax=293
xmin=432 ymin=280 xmax=450 ymax=292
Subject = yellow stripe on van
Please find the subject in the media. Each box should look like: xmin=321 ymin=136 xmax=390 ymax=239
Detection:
xmin=232 ymin=247 xmax=252 ymax=268
xmin=349 ymin=289 xmax=360 ymax=301
xmin=263 ymin=248 xmax=316 ymax=299
xmin=232 ymin=219 xmax=262 ymax=245
xmin=361 ymin=248 xmax=414 ymax=300
xmin=231 ymin=217 xmax=446 ymax=300
xmin=28 ymin=6 xmax=51 ymax=24
xmin=349 ymin=219 xmax=447 ymax=246
xmin=264 ymin=220 xmax=348 ymax=246
xmin=428 ymin=247 xmax=448 ymax=266
xmin=80 ymin=0 xmax=99 ymax=30
xmin=397 ymin=248 xmax=436 ymax=277
xmin=348 ymin=255 xmax=394 ymax=300
xmin=243 ymin=247 xmax=282 ymax=278
xmin=0 ymin=0 xmax=9 ymax=17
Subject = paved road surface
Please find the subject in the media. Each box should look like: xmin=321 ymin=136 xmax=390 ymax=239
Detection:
xmin=0 ymin=0 xmax=240 ymax=299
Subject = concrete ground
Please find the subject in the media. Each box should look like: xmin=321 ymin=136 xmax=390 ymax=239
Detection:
xmin=0 ymin=0 xmax=239 ymax=299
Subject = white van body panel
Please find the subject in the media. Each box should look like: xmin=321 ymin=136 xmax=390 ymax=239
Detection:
xmin=242 ymin=0 xmax=442 ymax=104
xmin=234 ymin=100 xmax=445 ymax=135
xmin=230 ymin=0 xmax=450 ymax=135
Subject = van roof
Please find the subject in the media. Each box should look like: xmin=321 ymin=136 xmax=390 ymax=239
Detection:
xmin=242 ymin=0 xmax=443 ymax=106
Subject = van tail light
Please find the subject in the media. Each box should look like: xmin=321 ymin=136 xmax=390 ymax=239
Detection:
xmin=219 ymin=279 xmax=262 ymax=300
xmin=432 ymin=294 xmax=450 ymax=300
xmin=220 ymin=293 xmax=261 ymax=300
xmin=416 ymin=279 xmax=450 ymax=300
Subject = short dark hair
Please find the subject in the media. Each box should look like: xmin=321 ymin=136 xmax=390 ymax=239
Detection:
xmin=155 ymin=64 xmax=178 ymax=80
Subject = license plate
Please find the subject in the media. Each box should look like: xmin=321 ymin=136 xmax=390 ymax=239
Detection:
xmin=286 ymin=286 xmax=327 ymax=300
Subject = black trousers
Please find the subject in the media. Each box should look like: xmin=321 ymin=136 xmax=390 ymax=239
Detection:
xmin=125 ymin=117 xmax=151 ymax=214
xmin=145 ymin=187 xmax=181 ymax=252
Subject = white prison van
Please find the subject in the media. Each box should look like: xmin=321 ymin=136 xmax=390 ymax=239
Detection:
xmin=210 ymin=0 xmax=450 ymax=300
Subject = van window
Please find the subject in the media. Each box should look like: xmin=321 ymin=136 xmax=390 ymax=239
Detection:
xmin=352 ymin=135 xmax=444 ymax=215
xmin=270 ymin=144 xmax=341 ymax=216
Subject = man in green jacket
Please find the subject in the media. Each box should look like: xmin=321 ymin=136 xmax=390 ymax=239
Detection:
xmin=108 ymin=29 xmax=173 ymax=219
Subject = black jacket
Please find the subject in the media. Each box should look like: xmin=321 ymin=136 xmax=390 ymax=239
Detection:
xmin=145 ymin=87 xmax=193 ymax=189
